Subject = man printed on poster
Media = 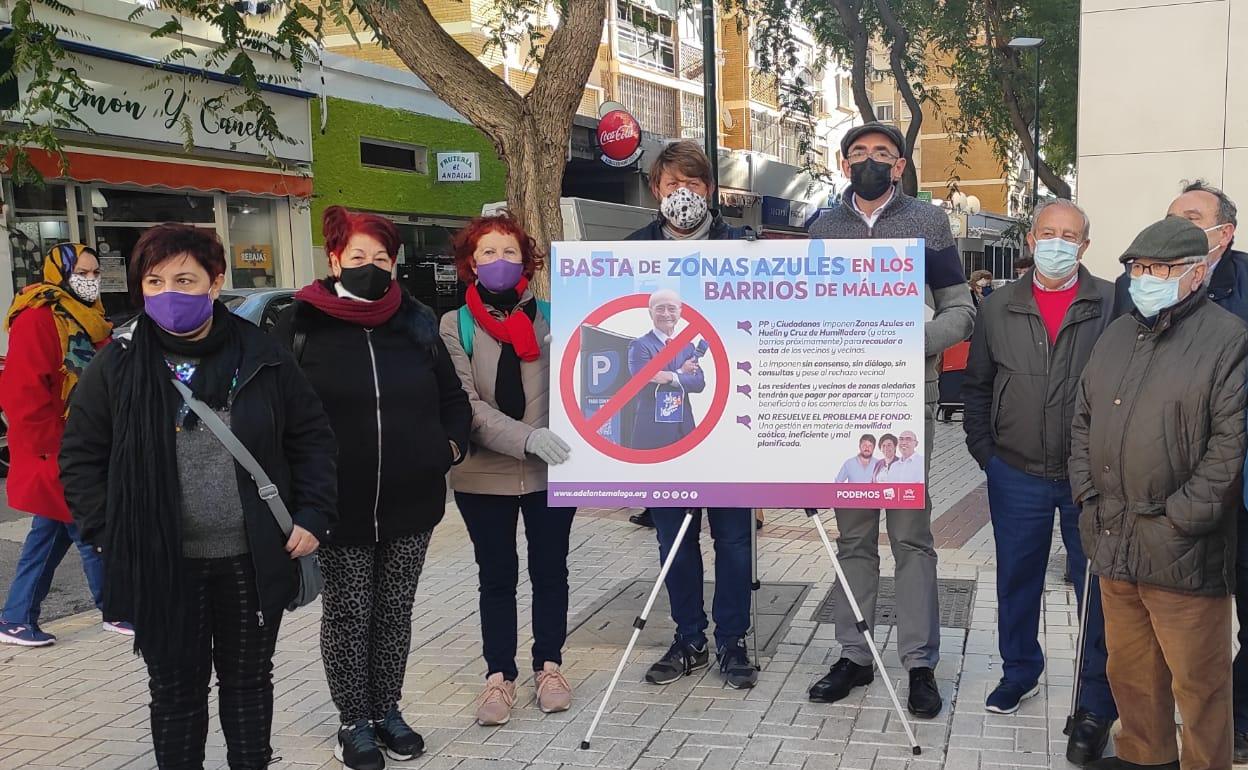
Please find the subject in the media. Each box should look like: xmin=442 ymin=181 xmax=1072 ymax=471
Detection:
xmin=888 ymin=430 xmax=925 ymax=482
xmin=835 ymin=434 xmax=878 ymax=483
xmin=626 ymin=289 xmax=707 ymax=450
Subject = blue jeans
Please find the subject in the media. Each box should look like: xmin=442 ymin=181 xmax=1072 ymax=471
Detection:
xmin=986 ymin=456 xmax=1116 ymax=719
xmin=651 ymin=507 xmax=751 ymax=651
xmin=1233 ymin=505 xmax=1248 ymax=733
xmin=1 ymin=516 xmax=104 ymax=626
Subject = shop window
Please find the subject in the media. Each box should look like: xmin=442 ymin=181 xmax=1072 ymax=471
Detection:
xmin=227 ymin=196 xmax=279 ymax=289
xmin=91 ymin=188 xmax=215 ymax=224
xmin=360 ymin=139 xmax=428 ymax=174
xmin=7 ymin=183 xmax=71 ymax=293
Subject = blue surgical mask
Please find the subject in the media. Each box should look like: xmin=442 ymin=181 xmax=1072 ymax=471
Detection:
xmin=1128 ymin=261 xmax=1199 ymax=317
xmin=1033 ymin=238 xmax=1080 ymax=280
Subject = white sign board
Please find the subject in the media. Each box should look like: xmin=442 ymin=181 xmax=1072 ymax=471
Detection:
xmin=18 ymin=53 xmax=312 ymax=162
xmin=436 ymin=152 xmax=481 ymax=182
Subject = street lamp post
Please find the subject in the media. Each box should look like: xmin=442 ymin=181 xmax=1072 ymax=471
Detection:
xmin=701 ymin=0 xmax=719 ymax=192
xmin=1007 ymin=36 xmax=1044 ymax=208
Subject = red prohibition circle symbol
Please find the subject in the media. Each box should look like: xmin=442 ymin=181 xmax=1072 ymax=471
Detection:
xmin=560 ymin=294 xmax=731 ymax=464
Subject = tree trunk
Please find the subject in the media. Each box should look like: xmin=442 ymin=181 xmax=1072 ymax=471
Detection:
xmin=830 ymin=0 xmax=876 ymax=124
xmin=873 ymin=0 xmax=922 ymax=197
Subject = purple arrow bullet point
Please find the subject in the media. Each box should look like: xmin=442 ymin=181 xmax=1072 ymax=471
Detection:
xmin=737 ymin=361 xmax=752 ymax=374
xmin=737 ymin=320 xmax=752 ymax=334
xmin=737 ymin=384 xmax=752 ymax=398
xmin=737 ymin=415 xmax=752 ymax=429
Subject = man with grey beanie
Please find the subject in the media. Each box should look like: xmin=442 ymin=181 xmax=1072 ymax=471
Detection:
xmin=1071 ymin=216 xmax=1248 ymax=770
xmin=806 ymin=122 xmax=974 ymax=718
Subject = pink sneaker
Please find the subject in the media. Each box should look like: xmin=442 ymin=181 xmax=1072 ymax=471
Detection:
xmin=535 ymin=662 xmax=572 ymax=714
xmin=475 ymin=673 xmax=516 ymax=726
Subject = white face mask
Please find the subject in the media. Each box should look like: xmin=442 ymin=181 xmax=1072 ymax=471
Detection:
xmin=660 ymin=187 xmax=709 ymax=231
xmin=67 ymin=274 xmax=101 ymax=303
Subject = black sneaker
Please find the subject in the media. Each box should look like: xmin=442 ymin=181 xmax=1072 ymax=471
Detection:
xmin=1236 ymin=730 xmax=1248 ymax=764
xmin=808 ymin=657 xmax=873 ymax=703
xmin=374 ymin=706 xmax=424 ymax=761
xmin=629 ymin=510 xmax=655 ymax=528
xmin=717 ymin=638 xmax=757 ymax=690
xmin=645 ymin=638 xmax=709 ymax=685
xmin=907 ymin=667 xmax=943 ymax=718
xmin=335 ymin=719 xmax=385 ymax=770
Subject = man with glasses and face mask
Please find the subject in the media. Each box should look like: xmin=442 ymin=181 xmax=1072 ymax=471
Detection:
xmin=961 ymin=200 xmax=1118 ymax=764
xmin=806 ymin=122 xmax=974 ymax=719
xmin=1071 ymin=216 xmax=1248 ymax=770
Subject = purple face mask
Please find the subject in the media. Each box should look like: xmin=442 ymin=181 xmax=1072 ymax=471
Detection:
xmin=476 ymin=260 xmax=524 ymax=292
xmin=145 ymin=291 xmax=214 ymax=335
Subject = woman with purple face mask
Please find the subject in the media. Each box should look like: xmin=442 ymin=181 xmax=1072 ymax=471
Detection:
xmin=59 ymin=223 xmax=337 ymax=770
xmin=440 ymin=213 xmax=577 ymax=728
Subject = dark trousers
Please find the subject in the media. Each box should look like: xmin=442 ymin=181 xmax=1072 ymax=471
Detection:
xmin=319 ymin=531 xmax=432 ymax=724
xmin=651 ymin=507 xmax=751 ymax=650
xmin=1233 ymin=505 xmax=1248 ymax=733
xmin=1101 ymin=578 xmax=1232 ymax=770
xmin=457 ymin=491 xmax=576 ymax=681
xmin=985 ymin=457 xmax=1116 ymax=719
xmin=145 ymin=556 xmax=281 ymax=770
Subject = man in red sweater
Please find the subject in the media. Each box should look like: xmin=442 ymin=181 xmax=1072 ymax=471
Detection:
xmin=961 ymin=200 xmax=1119 ymax=765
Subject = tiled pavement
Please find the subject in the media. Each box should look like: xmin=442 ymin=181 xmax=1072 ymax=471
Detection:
xmin=0 ymin=423 xmax=1098 ymax=769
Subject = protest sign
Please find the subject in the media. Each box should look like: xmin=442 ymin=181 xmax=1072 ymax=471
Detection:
xmin=547 ymin=238 xmax=926 ymax=509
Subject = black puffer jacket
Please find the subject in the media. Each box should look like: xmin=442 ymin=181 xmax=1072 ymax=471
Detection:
xmin=275 ymin=286 xmax=472 ymax=546
xmin=60 ymin=317 xmax=338 ymax=624
xmin=963 ymin=266 xmax=1115 ymax=478
xmin=1070 ymin=290 xmax=1248 ymax=596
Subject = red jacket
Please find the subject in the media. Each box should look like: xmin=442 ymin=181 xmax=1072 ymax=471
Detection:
xmin=0 ymin=306 xmax=107 ymax=522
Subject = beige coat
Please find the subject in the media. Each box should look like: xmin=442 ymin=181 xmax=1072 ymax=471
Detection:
xmin=440 ymin=296 xmax=552 ymax=495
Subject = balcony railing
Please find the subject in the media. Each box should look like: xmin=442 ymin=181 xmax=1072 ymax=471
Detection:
xmin=617 ymin=25 xmax=675 ymax=75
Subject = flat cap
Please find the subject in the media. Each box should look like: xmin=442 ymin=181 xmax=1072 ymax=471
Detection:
xmin=1119 ymin=216 xmax=1209 ymax=264
xmin=840 ymin=122 xmax=906 ymax=159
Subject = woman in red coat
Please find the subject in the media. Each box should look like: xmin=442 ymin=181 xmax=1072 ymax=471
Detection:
xmin=0 ymin=243 xmax=127 ymax=646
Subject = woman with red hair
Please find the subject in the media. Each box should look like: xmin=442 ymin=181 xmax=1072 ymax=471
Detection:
xmin=276 ymin=206 xmax=471 ymax=770
xmin=440 ymin=213 xmax=577 ymax=727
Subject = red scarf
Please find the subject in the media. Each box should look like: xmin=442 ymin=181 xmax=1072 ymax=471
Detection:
xmin=465 ymin=278 xmax=541 ymax=361
xmin=295 ymin=279 xmax=402 ymax=327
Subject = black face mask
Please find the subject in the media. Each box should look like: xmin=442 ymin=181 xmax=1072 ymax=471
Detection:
xmin=850 ymin=158 xmax=895 ymax=201
xmin=338 ymin=263 xmax=392 ymax=301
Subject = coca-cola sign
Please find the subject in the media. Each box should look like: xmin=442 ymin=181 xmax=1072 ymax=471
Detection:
xmin=597 ymin=109 xmax=643 ymax=167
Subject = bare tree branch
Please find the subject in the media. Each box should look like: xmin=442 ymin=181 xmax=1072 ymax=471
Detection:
xmin=872 ymin=0 xmax=922 ymax=195
xmin=528 ymin=0 xmax=604 ymax=121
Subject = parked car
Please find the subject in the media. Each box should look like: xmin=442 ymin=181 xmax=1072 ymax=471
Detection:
xmin=112 ymin=287 xmax=296 ymax=338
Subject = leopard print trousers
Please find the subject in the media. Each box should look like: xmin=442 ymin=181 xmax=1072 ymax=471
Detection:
xmin=319 ymin=531 xmax=432 ymax=723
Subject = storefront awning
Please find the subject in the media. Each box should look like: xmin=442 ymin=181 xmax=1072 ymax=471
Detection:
xmin=23 ymin=148 xmax=313 ymax=198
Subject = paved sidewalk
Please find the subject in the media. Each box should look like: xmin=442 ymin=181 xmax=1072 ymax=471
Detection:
xmin=0 ymin=423 xmax=1095 ymax=770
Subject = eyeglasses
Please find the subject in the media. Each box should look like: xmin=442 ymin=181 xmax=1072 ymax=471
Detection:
xmin=846 ymin=149 xmax=900 ymax=164
xmin=1127 ymin=259 xmax=1202 ymax=279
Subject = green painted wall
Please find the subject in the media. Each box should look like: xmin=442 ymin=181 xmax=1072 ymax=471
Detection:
xmin=309 ymin=97 xmax=506 ymax=244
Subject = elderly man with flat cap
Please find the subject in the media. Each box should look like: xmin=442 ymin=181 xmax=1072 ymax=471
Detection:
xmin=1070 ymin=216 xmax=1248 ymax=770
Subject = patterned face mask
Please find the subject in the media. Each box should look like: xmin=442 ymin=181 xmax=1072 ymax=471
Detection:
xmin=67 ymin=274 xmax=101 ymax=303
xmin=660 ymin=187 xmax=709 ymax=231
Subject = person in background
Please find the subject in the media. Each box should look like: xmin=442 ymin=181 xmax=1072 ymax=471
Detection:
xmin=1014 ymin=255 xmax=1034 ymax=279
xmin=969 ymin=269 xmax=994 ymax=307
xmin=276 ymin=206 xmax=472 ymax=770
xmin=0 ymin=243 xmax=130 ymax=646
xmin=1071 ymin=216 xmax=1247 ymax=770
xmin=807 ymin=121 xmax=974 ymax=718
xmin=60 ymin=224 xmax=337 ymax=770
xmin=621 ymin=140 xmax=758 ymax=691
xmin=441 ymin=213 xmax=578 ymax=728
xmin=962 ymin=199 xmax=1117 ymax=765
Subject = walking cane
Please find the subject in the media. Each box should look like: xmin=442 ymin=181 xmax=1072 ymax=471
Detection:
xmin=581 ymin=509 xmax=696 ymax=750
xmin=805 ymin=508 xmax=922 ymax=755
xmin=750 ymin=508 xmax=761 ymax=670
xmin=1064 ymin=567 xmax=1094 ymax=736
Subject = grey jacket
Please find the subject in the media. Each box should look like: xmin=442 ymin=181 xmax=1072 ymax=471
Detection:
xmin=808 ymin=187 xmax=975 ymax=403
xmin=1070 ymin=291 xmax=1248 ymax=596
xmin=440 ymin=292 xmax=552 ymax=496
xmin=962 ymin=267 xmax=1115 ymax=478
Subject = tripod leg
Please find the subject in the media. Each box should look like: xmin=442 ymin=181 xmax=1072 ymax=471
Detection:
xmin=806 ymin=508 xmax=922 ymax=756
xmin=581 ymin=510 xmax=696 ymax=750
xmin=1065 ymin=565 xmax=1094 ymax=735
xmin=751 ymin=508 xmax=761 ymax=670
